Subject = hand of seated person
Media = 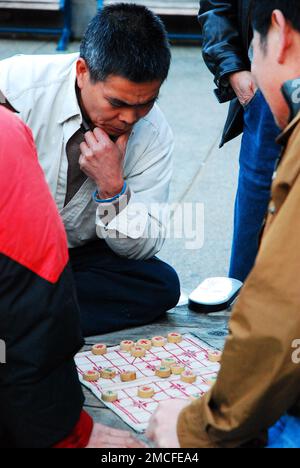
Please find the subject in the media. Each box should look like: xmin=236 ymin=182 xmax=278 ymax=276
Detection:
xmin=146 ymin=399 xmax=190 ymax=448
xmin=86 ymin=422 xmax=146 ymax=448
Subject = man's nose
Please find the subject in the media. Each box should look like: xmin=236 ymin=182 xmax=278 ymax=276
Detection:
xmin=119 ymin=108 xmax=139 ymax=126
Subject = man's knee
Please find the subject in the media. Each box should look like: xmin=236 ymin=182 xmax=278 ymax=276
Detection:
xmin=151 ymin=259 xmax=181 ymax=311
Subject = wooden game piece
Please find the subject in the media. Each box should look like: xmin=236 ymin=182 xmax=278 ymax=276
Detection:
xmin=181 ymin=370 xmax=197 ymax=384
xmin=101 ymin=390 xmax=118 ymax=403
xmin=137 ymin=339 xmax=152 ymax=350
xmin=131 ymin=346 xmax=146 ymax=358
xmin=205 ymin=375 xmax=218 ymax=387
xmin=155 ymin=366 xmax=171 ymax=378
xmin=120 ymin=371 xmax=137 ymax=382
xmin=138 ymin=386 xmax=155 ymax=399
xmin=189 ymin=393 xmax=201 ymax=401
xmin=152 ymin=336 xmax=167 ymax=347
xmin=170 ymin=363 xmax=185 ymax=375
xmin=83 ymin=370 xmax=100 ymax=382
xmin=120 ymin=340 xmax=135 ymax=352
xmin=100 ymin=368 xmax=117 ymax=379
xmin=161 ymin=358 xmax=177 ymax=368
xmin=91 ymin=344 xmax=107 ymax=356
xmin=167 ymin=332 xmax=183 ymax=344
xmin=208 ymin=351 xmax=222 ymax=363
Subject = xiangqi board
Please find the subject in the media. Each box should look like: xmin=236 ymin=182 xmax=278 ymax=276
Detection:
xmin=75 ymin=334 xmax=221 ymax=432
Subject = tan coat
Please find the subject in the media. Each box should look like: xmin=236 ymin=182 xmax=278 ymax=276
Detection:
xmin=177 ymin=112 xmax=300 ymax=448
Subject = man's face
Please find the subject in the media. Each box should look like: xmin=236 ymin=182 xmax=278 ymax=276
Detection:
xmin=251 ymin=10 xmax=300 ymax=129
xmin=252 ymin=30 xmax=289 ymax=129
xmin=76 ymin=59 xmax=162 ymax=137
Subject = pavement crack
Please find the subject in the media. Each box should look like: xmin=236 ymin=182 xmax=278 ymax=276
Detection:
xmin=170 ymin=130 xmax=222 ymax=219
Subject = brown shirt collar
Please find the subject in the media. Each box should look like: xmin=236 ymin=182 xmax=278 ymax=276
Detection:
xmin=277 ymin=111 xmax=300 ymax=146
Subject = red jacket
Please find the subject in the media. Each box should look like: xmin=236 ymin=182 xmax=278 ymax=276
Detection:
xmin=0 ymin=106 xmax=92 ymax=448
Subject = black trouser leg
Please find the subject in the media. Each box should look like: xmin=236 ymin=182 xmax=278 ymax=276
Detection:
xmin=69 ymin=240 xmax=181 ymax=337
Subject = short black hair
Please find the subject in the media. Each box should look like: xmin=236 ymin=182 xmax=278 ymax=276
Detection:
xmin=80 ymin=3 xmax=171 ymax=84
xmin=252 ymin=0 xmax=300 ymax=40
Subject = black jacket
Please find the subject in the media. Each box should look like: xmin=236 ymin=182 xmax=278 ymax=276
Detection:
xmin=0 ymin=107 xmax=84 ymax=448
xmin=198 ymin=0 xmax=253 ymax=146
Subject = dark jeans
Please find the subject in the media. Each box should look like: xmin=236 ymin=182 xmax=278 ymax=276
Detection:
xmin=69 ymin=240 xmax=181 ymax=337
xmin=229 ymin=91 xmax=281 ymax=282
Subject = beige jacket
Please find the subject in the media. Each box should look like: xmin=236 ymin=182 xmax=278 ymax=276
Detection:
xmin=0 ymin=53 xmax=173 ymax=259
xmin=178 ymin=112 xmax=300 ymax=448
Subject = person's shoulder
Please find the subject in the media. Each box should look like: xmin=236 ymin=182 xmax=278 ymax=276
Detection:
xmin=0 ymin=107 xmax=34 ymax=160
xmin=283 ymin=113 xmax=300 ymax=153
xmin=0 ymin=107 xmax=28 ymax=138
xmin=0 ymin=52 xmax=78 ymax=74
xmin=0 ymin=53 xmax=78 ymax=100
xmin=136 ymin=104 xmax=174 ymax=144
xmin=291 ymin=113 xmax=300 ymax=137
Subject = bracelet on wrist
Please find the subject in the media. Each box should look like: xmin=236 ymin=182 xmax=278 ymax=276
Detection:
xmin=93 ymin=181 xmax=127 ymax=204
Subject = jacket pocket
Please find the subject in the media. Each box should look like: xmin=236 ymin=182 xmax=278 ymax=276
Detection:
xmin=220 ymin=97 xmax=244 ymax=147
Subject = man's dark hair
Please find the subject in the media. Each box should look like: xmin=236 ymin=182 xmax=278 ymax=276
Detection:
xmin=252 ymin=0 xmax=300 ymax=40
xmin=80 ymin=3 xmax=171 ymax=84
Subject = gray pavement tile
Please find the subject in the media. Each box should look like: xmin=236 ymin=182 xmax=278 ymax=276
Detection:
xmin=159 ymin=136 xmax=241 ymax=293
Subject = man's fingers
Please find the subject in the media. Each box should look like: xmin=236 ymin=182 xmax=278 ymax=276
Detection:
xmin=84 ymin=129 xmax=110 ymax=150
xmin=93 ymin=126 xmax=110 ymax=142
xmin=146 ymin=417 xmax=155 ymax=441
xmin=99 ymin=434 xmax=142 ymax=446
xmin=241 ymin=91 xmax=256 ymax=107
xmin=116 ymin=132 xmax=131 ymax=157
xmin=101 ymin=424 xmax=147 ymax=446
xmin=99 ymin=428 xmax=135 ymax=442
xmin=105 ymin=427 xmax=132 ymax=438
xmin=83 ymin=127 xmax=129 ymax=159
xmin=80 ymin=141 xmax=93 ymax=158
xmin=125 ymin=439 xmax=148 ymax=448
xmin=96 ymin=441 xmax=132 ymax=448
xmin=250 ymin=80 xmax=258 ymax=94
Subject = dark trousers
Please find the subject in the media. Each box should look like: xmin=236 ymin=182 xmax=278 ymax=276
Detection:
xmin=69 ymin=240 xmax=181 ymax=337
xmin=229 ymin=91 xmax=281 ymax=283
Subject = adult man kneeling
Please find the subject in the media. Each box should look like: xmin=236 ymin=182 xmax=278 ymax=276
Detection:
xmin=0 ymin=4 xmax=180 ymax=336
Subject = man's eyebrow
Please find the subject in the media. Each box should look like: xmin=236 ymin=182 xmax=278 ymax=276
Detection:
xmin=106 ymin=96 xmax=159 ymax=108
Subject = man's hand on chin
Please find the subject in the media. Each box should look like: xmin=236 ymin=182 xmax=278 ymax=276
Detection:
xmin=146 ymin=399 xmax=190 ymax=448
xmin=79 ymin=127 xmax=130 ymax=199
xmin=86 ymin=423 xmax=147 ymax=448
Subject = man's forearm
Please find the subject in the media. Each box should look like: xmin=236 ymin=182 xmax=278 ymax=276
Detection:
xmin=97 ymin=203 xmax=166 ymax=260
xmin=96 ymin=177 xmax=125 ymax=200
xmin=96 ymin=193 xmax=166 ymax=261
xmin=97 ymin=183 xmax=131 ymax=226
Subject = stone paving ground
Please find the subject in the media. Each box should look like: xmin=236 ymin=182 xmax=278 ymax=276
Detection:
xmin=0 ymin=38 xmax=242 ymax=438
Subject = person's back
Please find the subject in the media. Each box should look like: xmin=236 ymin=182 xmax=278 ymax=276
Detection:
xmin=0 ymin=106 xmax=145 ymax=448
xmin=0 ymin=106 xmax=84 ymax=447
